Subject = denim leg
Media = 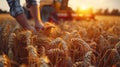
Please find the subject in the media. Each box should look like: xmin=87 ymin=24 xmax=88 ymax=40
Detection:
xmin=6 ymin=0 xmax=24 ymax=17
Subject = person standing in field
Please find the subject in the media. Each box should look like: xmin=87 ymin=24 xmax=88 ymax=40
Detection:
xmin=6 ymin=0 xmax=44 ymax=32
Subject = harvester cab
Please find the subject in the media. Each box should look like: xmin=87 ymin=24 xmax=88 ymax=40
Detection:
xmin=40 ymin=0 xmax=70 ymax=22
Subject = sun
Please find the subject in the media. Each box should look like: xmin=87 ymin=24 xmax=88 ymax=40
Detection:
xmin=80 ymin=5 xmax=89 ymax=10
xmin=68 ymin=0 xmax=91 ymax=11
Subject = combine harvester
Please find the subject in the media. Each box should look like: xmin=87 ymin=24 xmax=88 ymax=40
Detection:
xmin=24 ymin=0 xmax=95 ymax=22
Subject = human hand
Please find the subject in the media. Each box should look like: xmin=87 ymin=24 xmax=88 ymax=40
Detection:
xmin=25 ymin=26 xmax=37 ymax=34
xmin=35 ymin=22 xmax=45 ymax=31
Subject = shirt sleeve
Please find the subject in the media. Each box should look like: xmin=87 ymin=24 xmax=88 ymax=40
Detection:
xmin=6 ymin=0 xmax=24 ymax=17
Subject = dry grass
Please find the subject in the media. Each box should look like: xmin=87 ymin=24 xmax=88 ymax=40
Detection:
xmin=0 ymin=15 xmax=120 ymax=67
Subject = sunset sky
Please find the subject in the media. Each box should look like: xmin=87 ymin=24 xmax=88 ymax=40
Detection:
xmin=0 ymin=0 xmax=120 ymax=11
xmin=68 ymin=0 xmax=120 ymax=11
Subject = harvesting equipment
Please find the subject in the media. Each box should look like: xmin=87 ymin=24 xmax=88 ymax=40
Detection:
xmin=24 ymin=0 xmax=95 ymax=22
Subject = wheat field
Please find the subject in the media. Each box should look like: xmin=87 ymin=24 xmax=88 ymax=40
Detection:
xmin=0 ymin=14 xmax=120 ymax=67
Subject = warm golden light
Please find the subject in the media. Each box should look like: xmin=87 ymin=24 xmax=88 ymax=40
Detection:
xmin=68 ymin=0 xmax=93 ymax=11
xmin=80 ymin=5 xmax=89 ymax=11
xmin=75 ymin=5 xmax=93 ymax=14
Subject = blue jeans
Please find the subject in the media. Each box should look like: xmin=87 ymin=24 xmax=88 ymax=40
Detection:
xmin=6 ymin=0 xmax=39 ymax=17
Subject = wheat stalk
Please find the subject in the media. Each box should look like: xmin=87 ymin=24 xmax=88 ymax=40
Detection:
xmin=0 ymin=54 xmax=11 ymax=67
xmin=47 ymin=48 xmax=65 ymax=66
xmin=8 ymin=33 xmax=16 ymax=60
xmin=25 ymin=31 xmax=32 ymax=45
xmin=50 ymin=37 xmax=68 ymax=51
xmin=115 ymin=41 xmax=120 ymax=50
xmin=72 ymin=61 xmax=83 ymax=67
xmin=71 ymin=38 xmax=92 ymax=51
xmin=26 ymin=45 xmax=39 ymax=67
xmin=82 ymin=51 xmax=95 ymax=67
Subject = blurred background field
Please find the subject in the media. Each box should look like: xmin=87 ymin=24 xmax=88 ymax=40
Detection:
xmin=0 ymin=14 xmax=15 ymax=21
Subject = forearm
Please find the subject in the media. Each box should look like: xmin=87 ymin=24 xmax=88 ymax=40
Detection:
xmin=26 ymin=0 xmax=44 ymax=30
xmin=15 ymin=13 xmax=31 ymax=30
xmin=26 ymin=0 xmax=42 ymax=22
xmin=6 ymin=0 xmax=35 ymax=31
xmin=29 ymin=4 xmax=42 ymax=23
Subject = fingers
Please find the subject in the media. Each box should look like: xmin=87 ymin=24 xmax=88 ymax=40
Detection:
xmin=35 ymin=22 xmax=45 ymax=31
xmin=26 ymin=26 xmax=37 ymax=34
xmin=35 ymin=26 xmax=44 ymax=32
